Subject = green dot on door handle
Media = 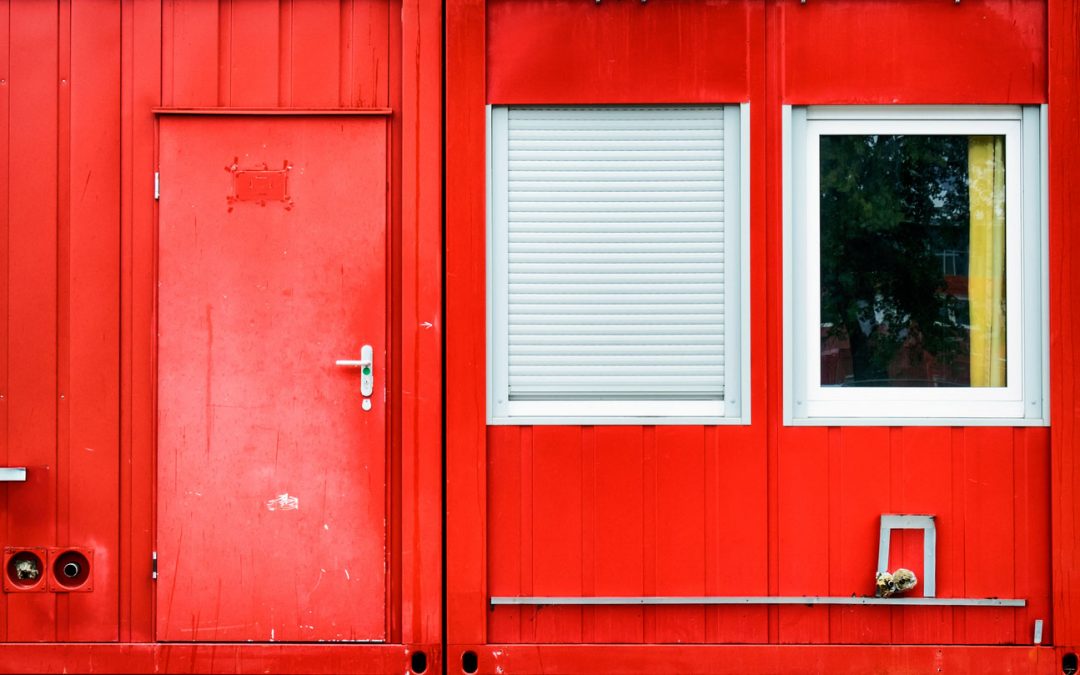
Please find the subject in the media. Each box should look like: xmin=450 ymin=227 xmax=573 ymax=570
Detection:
xmin=362 ymin=366 xmax=371 ymax=375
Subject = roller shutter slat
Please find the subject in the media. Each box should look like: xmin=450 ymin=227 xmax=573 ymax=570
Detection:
xmin=511 ymin=182 xmax=723 ymax=193
xmin=508 ymin=125 xmax=724 ymax=133
xmin=511 ymin=344 xmax=724 ymax=355
xmin=512 ymin=191 xmax=722 ymax=199
xmin=510 ymin=160 xmax=724 ymax=172
xmin=511 ymin=244 xmax=724 ymax=254
xmin=508 ymin=214 xmax=722 ymax=225
xmin=510 ymin=171 xmax=724 ymax=182
xmin=511 ymin=334 xmax=725 ymax=346
xmin=511 ymin=314 xmax=724 ymax=325
xmin=510 ymin=226 xmax=723 ymax=236
xmin=511 ymin=304 xmax=724 ymax=315
xmin=509 ymin=293 xmax=725 ymax=304
xmin=512 ymin=257 xmax=723 ymax=266
xmin=509 ymin=107 xmax=721 ymax=117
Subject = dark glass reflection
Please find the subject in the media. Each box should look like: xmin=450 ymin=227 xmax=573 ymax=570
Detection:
xmin=819 ymin=135 xmax=1004 ymax=387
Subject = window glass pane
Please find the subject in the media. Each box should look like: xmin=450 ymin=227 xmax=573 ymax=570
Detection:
xmin=819 ymin=134 xmax=1006 ymax=388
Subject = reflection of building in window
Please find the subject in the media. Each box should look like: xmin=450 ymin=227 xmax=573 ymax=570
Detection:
xmin=938 ymin=249 xmax=967 ymax=277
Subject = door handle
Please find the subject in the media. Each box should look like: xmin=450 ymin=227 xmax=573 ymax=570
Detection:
xmin=335 ymin=344 xmax=374 ymax=410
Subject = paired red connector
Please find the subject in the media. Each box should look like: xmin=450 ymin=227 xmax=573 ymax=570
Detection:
xmin=3 ymin=547 xmax=93 ymax=593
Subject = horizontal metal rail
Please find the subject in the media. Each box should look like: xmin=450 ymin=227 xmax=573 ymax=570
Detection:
xmin=491 ymin=596 xmax=1025 ymax=607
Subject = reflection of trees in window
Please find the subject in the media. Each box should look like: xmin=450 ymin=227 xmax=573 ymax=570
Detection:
xmin=820 ymin=135 xmax=972 ymax=387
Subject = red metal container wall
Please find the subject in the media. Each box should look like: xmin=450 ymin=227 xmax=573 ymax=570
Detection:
xmin=0 ymin=0 xmax=443 ymax=670
xmin=1048 ymin=0 xmax=1080 ymax=662
xmin=162 ymin=0 xmax=392 ymax=109
xmin=0 ymin=0 xmax=122 ymax=642
xmin=0 ymin=0 xmax=1075 ymax=672
xmin=446 ymin=0 xmax=1065 ymax=667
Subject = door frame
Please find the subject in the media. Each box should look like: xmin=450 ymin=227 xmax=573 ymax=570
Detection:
xmin=153 ymin=111 xmax=393 ymax=643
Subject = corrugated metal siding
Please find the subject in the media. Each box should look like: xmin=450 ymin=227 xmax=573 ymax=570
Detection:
xmin=0 ymin=0 xmax=408 ymax=647
xmin=0 ymin=0 xmax=121 ymax=641
xmin=162 ymin=0 xmax=391 ymax=108
xmin=485 ymin=425 xmax=1052 ymax=644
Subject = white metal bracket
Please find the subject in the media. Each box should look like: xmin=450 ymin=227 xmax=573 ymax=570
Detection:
xmin=877 ymin=514 xmax=936 ymax=597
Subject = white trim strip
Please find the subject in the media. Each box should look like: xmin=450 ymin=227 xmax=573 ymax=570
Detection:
xmin=804 ymin=105 xmax=1023 ymax=121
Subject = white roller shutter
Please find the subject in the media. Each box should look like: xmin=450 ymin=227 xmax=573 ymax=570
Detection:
xmin=488 ymin=105 xmax=744 ymax=421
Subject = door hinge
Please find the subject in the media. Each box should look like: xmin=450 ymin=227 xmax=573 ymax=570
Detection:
xmin=151 ymin=551 xmax=158 ymax=580
xmin=154 ymin=172 xmax=160 ymax=200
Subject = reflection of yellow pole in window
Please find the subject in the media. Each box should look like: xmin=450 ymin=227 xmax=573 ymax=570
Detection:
xmin=968 ymin=136 xmax=1007 ymax=387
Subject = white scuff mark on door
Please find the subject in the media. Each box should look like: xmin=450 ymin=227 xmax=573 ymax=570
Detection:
xmin=344 ymin=569 xmax=350 ymax=580
xmin=323 ymin=523 xmax=329 ymax=531
xmin=270 ymin=628 xmax=275 ymax=642
xmin=266 ymin=493 xmax=299 ymax=511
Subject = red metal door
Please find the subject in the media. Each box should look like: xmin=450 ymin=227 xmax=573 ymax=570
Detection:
xmin=156 ymin=115 xmax=389 ymax=642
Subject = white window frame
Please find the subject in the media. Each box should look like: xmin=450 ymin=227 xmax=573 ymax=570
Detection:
xmin=487 ymin=104 xmax=751 ymax=425
xmin=783 ymin=105 xmax=1049 ymax=426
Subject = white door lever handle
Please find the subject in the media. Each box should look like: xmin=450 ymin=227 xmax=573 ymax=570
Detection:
xmin=335 ymin=345 xmax=375 ymax=402
xmin=334 ymin=358 xmax=371 ymax=368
